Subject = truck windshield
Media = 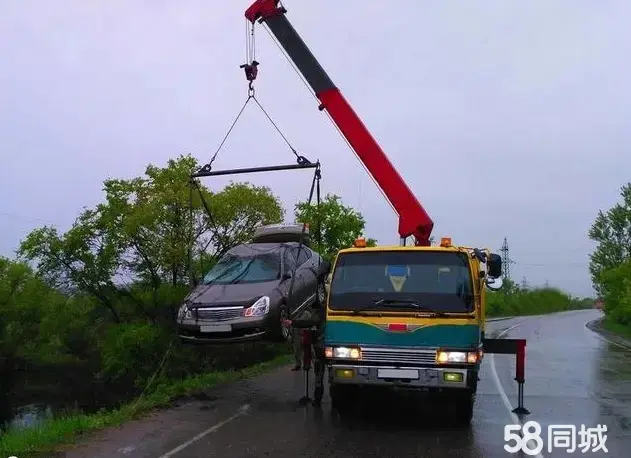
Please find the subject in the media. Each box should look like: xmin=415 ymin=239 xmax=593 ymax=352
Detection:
xmin=329 ymin=250 xmax=474 ymax=313
xmin=203 ymin=253 xmax=281 ymax=285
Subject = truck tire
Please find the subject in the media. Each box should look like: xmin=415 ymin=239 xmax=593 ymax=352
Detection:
xmin=452 ymin=391 xmax=475 ymax=427
xmin=330 ymin=383 xmax=357 ymax=411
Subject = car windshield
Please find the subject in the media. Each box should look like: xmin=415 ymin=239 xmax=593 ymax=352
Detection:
xmin=329 ymin=250 xmax=474 ymax=313
xmin=202 ymin=252 xmax=281 ymax=285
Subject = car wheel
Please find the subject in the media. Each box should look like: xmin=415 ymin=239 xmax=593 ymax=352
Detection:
xmin=317 ymin=281 xmax=326 ymax=305
xmin=269 ymin=303 xmax=291 ymax=343
xmin=279 ymin=304 xmax=291 ymax=341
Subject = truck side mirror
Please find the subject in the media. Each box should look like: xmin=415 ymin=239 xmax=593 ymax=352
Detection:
xmin=487 ymin=253 xmax=502 ymax=278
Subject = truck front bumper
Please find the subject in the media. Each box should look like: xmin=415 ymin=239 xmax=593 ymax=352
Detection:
xmin=328 ymin=364 xmax=474 ymax=390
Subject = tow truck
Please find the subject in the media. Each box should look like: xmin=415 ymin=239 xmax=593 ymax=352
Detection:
xmin=244 ymin=0 xmax=529 ymax=424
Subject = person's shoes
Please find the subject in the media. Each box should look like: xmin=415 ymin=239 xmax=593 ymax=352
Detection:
xmin=291 ymin=365 xmax=301 ymax=371
xmin=312 ymin=397 xmax=322 ymax=407
xmin=303 ymin=364 xmax=311 ymax=371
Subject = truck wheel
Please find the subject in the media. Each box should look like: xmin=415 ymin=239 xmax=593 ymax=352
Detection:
xmin=330 ymin=383 xmax=357 ymax=411
xmin=451 ymin=391 xmax=475 ymax=427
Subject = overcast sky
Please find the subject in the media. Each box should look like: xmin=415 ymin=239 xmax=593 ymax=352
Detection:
xmin=1 ymin=1 xmax=630 ymax=298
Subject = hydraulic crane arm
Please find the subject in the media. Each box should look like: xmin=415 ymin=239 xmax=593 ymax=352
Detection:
xmin=245 ymin=0 xmax=434 ymax=246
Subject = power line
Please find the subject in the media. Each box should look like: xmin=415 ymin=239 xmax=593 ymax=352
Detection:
xmin=0 ymin=210 xmax=52 ymax=225
xmin=514 ymin=262 xmax=588 ymax=267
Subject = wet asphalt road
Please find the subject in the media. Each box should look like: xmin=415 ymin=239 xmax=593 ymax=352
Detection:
xmin=66 ymin=309 xmax=631 ymax=458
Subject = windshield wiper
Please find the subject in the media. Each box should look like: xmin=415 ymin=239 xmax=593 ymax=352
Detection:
xmin=352 ymin=298 xmax=448 ymax=316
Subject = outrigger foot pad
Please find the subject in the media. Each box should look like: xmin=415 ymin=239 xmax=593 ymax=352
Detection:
xmin=512 ymin=406 xmax=530 ymax=415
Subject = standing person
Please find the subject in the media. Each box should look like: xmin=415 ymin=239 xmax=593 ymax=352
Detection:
xmin=291 ymin=326 xmax=303 ymax=371
xmin=284 ymin=301 xmax=326 ymax=406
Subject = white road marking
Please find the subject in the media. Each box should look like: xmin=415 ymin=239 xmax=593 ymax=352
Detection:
xmin=118 ymin=445 xmax=136 ymax=454
xmin=156 ymin=404 xmax=250 ymax=458
xmin=583 ymin=319 xmax=631 ymax=351
xmin=488 ymin=323 xmax=544 ymax=458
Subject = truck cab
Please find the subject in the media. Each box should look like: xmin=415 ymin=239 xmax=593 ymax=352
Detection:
xmin=324 ymin=236 xmax=502 ymax=425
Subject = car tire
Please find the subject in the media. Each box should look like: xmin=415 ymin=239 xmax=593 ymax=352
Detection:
xmin=270 ymin=303 xmax=291 ymax=343
xmin=316 ymin=281 xmax=326 ymax=306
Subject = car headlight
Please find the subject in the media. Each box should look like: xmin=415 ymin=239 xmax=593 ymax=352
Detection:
xmin=178 ymin=303 xmax=193 ymax=320
xmin=436 ymin=350 xmax=479 ymax=364
xmin=325 ymin=346 xmax=361 ymax=359
xmin=244 ymin=296 xmax=270 ymax=317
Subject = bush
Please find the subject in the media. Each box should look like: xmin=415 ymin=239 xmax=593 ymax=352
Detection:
xmin=598 ymin=260 xmax=631 ymax=326
xmin=487 ymin=286 xmax=591 ymax=317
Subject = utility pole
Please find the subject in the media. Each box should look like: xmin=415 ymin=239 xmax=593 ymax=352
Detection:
xmin=500 ymin=237 xmax=511 ymax=282
xmin=521 ymin=276 xmax=528 ymax=290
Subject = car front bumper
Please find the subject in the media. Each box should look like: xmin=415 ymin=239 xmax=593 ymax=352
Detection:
xmin=328 ymin=363 xmax=476 ymax=390
xmin=177 ymin=315 xmax=275 ymax=344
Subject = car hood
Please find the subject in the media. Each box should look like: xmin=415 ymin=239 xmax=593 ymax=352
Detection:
xmin=184 ymin=280 xmax=281 ymax=307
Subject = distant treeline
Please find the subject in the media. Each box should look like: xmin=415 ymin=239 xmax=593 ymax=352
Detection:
xmin=486 ymin=279 xmax=594 ymax=317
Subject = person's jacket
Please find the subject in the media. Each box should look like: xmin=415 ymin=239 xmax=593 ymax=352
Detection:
xmin=291 ymin=305 xmax=325 ymax=346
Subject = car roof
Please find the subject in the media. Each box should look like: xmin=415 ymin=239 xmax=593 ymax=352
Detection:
xmin=227 ymin=241 xmax=309 ymax=257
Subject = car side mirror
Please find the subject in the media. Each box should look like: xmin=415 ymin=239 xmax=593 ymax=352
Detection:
xmin=283 ymin=271 xmax=293 ymax=280
xmin=487 ymin=253 xmax=502 ymax=279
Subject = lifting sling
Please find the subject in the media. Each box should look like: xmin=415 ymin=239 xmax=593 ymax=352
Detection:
xmin=184 ymin=20 xmax=324 ymax=347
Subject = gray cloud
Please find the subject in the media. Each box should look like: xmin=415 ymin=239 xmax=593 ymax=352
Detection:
xmin=2 ymin=1 xmax=630 ymax=298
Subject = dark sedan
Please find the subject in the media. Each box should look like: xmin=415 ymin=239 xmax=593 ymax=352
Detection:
xmin=177 ymin=240 xmax=329 ymax=344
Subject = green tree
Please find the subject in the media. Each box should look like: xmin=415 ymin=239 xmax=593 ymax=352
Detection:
xmin=294 ymin=193 xmax=376 ymax=260
xmin=598 ymin=261 xmax=631 ymax=324
xmin=588 ymin=183 xmax=631 ymax=294
xmin=0 ymin=257 xmax=82 ymax=366
xmin=18 ymin=154 xmax=284 ymax=324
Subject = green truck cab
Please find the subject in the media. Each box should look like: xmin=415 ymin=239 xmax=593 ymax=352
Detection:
xmin=323 ymin=236 xmax=502 ymax=425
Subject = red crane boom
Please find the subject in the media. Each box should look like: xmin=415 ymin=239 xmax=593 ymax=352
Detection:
xmin=245 ymin=0 xmax=434 ymax=246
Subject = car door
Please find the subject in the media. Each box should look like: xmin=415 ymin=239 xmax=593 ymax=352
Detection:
xmin=291 ymin=245 xmax=315 ymax=312
xmin=282 ymin=247 xmax=301 ymax=312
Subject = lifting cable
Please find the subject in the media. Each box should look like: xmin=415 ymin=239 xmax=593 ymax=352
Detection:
xmin=196 ymin=20 xmax=310 ymax=177
xmin=187 ymin=20 xmax=318 ymax=286
xmin=287 ymin=161 xmax=322 ymax=316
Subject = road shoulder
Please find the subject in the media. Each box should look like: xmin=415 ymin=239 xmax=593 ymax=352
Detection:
xmin=62 ymin=364 xmax=294 ymax=458
xmin=585 ymin=315 xmax=631 ymax=350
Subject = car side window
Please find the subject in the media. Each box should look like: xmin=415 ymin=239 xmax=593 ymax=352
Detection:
xmin=293 ymin=246 xmax=311 ymax=267
xmin=283 ymin=249 xmax=297 ymax=273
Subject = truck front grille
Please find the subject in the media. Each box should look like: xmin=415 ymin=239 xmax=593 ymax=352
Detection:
xmin=360 ymin=347 xmax=436 ymax=365
xmin=195 ymin=307 xmax=243 ymax=321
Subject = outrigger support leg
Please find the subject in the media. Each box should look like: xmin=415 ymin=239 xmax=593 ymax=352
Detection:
xmin=298 ymin=329 xmax=313 ymax=406
xmin=482 ymin=337 xmax=530 ymax=415
xmin=511 ymin=339 xmax=529 ymax=415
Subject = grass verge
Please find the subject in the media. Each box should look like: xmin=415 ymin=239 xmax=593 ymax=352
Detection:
xmin=601 ymin=316 xmax=631 ymax=341
xmin=0 ymin=353 xmax=292 ymax=456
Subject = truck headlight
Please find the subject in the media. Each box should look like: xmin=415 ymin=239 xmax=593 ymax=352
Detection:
xmin=436 ymin=350 xmax=478 ymax=364
xmin=178 ymin=303 xmax=192 ymax=320
xmin=325 ymin=346 xmax=361 ymax=359
xmin=244 ymin=296 xmax=270 ymax=317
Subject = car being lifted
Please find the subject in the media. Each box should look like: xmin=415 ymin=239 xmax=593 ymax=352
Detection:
xmin=177 ymin=224 xmax=329 ymax=344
